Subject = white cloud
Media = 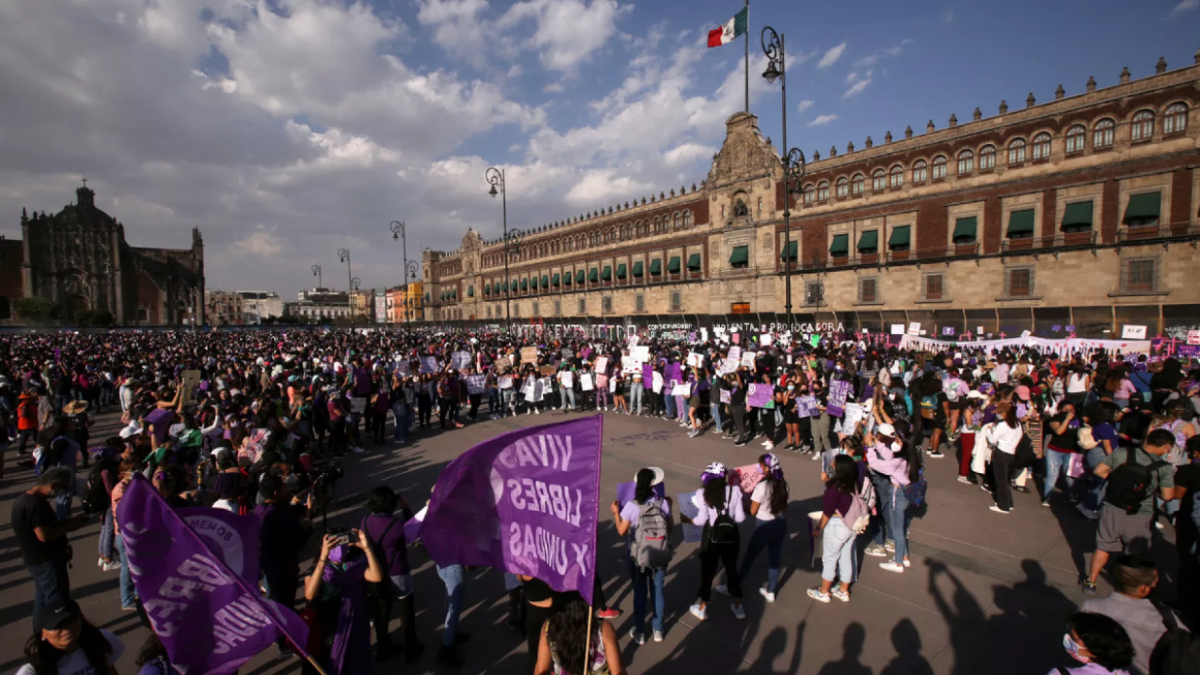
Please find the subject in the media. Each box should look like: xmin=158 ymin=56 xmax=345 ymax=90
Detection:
xmin=939 ymin=10 xmax=955 ymax=24
xmin=807 ymin=114 xmax=838 ymax=127
xmin=853 ymin=41 xmax=908 ymax=68
xmin=235 ymin=227 xmax=283 ymax=257
xmin=843 ymin=69 xmax=873 ymax=98
xmin=797 ymin=99 xmax=814 ymax=114
xmin=1170 ymin=0 xmax=1198 ymax=15
xmin=543 ymin=82 xmax=565 ymax=93
xmin=846 ymin=72 xmax=859 ymax=83
xmin=817 ymin=42 xmax=846 ymax=69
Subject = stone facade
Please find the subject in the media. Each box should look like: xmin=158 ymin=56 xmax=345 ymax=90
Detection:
xmin=0 ymin=182 xmax=204 ymax=325
xmin=423 ymin=55 xmax=1200 ymax=339
xmin=204 ymin=290 xmax=244 ymax=326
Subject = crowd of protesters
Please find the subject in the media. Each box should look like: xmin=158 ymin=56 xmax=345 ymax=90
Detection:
xmin=3 ymin=326 xmax=1199 ymax=675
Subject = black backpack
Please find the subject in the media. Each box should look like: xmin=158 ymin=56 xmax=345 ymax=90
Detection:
xmin=702 ymin=487 xmax=739 ymax=552
xmin=1150 ymin=603 xmax=1200 ymax=675
xmin=81 ymin=458 xmax=118 ymax=515
xmin=1104 ymin=448 xmax=1167 ymax=514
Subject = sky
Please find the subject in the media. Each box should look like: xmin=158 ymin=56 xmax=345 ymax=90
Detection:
xmin=0 ymin=0 xmax=1196 ymax=298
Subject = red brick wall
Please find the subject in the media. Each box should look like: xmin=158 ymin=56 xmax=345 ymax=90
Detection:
xmin=0 ymin=240 xmax=24 ymax=302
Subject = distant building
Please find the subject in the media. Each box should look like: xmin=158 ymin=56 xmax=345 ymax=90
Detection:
xmin=205 ymin=290 xmax=244 ymax=325
xmin=349 ymin=289 xmax=374 ymax=321
xmin=298 ymin=288 xmax=349 ymax=304
xmin=387 ymin=282 xmax=422 ymax=323
xmin=0 ymin=182 xmax=204 ymax=325
xmin=283 ymin=300 xmax=352 ymax=322
xmin=374 ymin=289 xmax=387 ymax=324
xmin=236 ymin=290 xmax=282 ymax=323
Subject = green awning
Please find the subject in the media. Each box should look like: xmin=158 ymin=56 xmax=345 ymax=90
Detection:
xmin=857 ymin=230 xmax=878 ymax=251
xmin=530 ymin=277 xmax=538 ymax=290
xmin=730 ymin=245 xmax=750 ymax=265
xmin=687 ymin=253 xmax=701 ymax=270
xmin=576 ymin=270 xmax=585 ymax=284
xmin=601 ymin=266 xmax=612 ymax=281
xmin=952 ymin=217 xmax=977 ymax=240
xmin=452 ymin=289 xmax=457 ymax=299
xmin=888 ymin=225 xmax=910 ymax=248
xmin=632 ymin=261 xmax=644 ymax=277
xmin=521 ymin=279 xmax=528 ymax=290
xmin=588 ymin=268 xmax=599 ymax=282
xmin=484 ymin=284 xmax=490 ymax=295
xmin=1123 ymin=192 xmax=1161 ymax=223
xmin=1008 ymin=209 xmax=1035 ymax=236
xmin=649 ymin=259 xmax=662 ymax=275
xmin=552 ymin=273 xmax=561 ymax=286
xmin=468 ymin=286 xmax=474 ymax=297
xmin=511 ymin=280 xmax=518 ymax=291
xmin=667 ymin=256 xmax=681 ymax=273
xmin=563 ymin=272 xmax=572 ymax=285
xmin=1062 ymin=201 xmax=1093 ymax=229
xmin=541 ymin=275 xmax=549 ymax=287
xmin=779 ymin=241 xmax=797 ymax=261
xmin=616 ymin=263 xmax=627 ymax=279
xmin=829 ymin=234 xmax=849 ymax=256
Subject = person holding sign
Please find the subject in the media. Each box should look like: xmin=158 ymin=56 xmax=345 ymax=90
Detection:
xmin=611 ymin=467 xmax=672 ymax=644
xmin=715 ymin=454 xmax=790 ymax=604
xmin=679 ymin=463 xmax=746 ymax=620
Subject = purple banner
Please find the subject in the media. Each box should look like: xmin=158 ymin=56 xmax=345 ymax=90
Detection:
xmin=746 ymin=383 xmax=774 ymax=408
xmin=414 ymin=415 xmax=604 ymax=604
xmin=116 ymin=475 xmax=309 ymax=675
xmin=642 ymin=363 xmax=654 ymax=386
xmin=1178 ymin=345 xmax=1200 ymax=358
xmin=827 ymin=380 xmax=851 ymax=417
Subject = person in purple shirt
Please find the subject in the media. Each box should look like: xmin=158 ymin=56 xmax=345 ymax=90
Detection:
xmin=361 ymin=486 xmax=421 ymax=663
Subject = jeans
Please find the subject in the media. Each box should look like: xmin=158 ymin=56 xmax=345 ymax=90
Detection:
xmin=560 ymin=387 xmax=576 ymax=409
xmin=391 ymin=402 xmax=408 ymax=442
xmin=887 ymin=485 xmax=911 ymax=564
xmin=664 ymin=394 xmax=677 ymax=419
xmin=1083 ymin=447 xmax=1108 ymax=511
xmin=820 ymin=517 xmax=857 ymax=584
xmin=99 ymin=509 xmax=115 ymax=560
xmin=737 ymin=518 xmax=786 ymax=593
xmin=1042 ymin=448 xmax=1076 ymax=501
xmin=501 ymin=388 xmax=514 ymax=414
xmin=675 ymin=396 xmax=687 ymax=421
xmin=870 ymin=477 xmax=893 ymax=546
xmin=712 ymin=404 xmax=724 ymax=432
xmin=628 ymin=559 xmax=665 ymax=634
xmin=28 ymin=559 xmax=70 ymax=630
xmin=437 ymin=564 xmax=465 ymax=647
xmin=630 ymin=383 xmax=644 ymax=414
xmin=116 ymin=532 xmax=137 ymax=607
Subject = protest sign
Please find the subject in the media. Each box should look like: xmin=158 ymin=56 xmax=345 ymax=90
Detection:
xmin=615 ymin=481 xmax=666 ymax=510
xmin=796 ymin=395 xmax=817 ymax=418
xmin=720 ymin=389 xmax=731 ymax=404
xmin=559 ymin=370 xmax=575 ymax=388
xmin=596 ymin=374 xmax=608 ymax=389
xmin=746 ymin=383 xmax=773 ymax=408
xmin=580 ymin=373 xmax=594 ymax=391
xmin=117 ymin=476 xmax=310 ymax=675
xmin=843 ymin=402 xmax=865 ymax=430
xmin=677 ymin=493 xmax=704 ymax=544
xmin=540 ymin=365 xmax=558 ymax=376
xmin=1188 ymin=330 xmax=1200 ymax=346
xmin=495 ymin=354 xmax=514 ymax=370
xmin=621 ymin=356 xmax=641 ymax=374
xmin=521 ymin=346 xmax=539 ymax=365
xmin=145 ymin=408 xmax=176 ymax=446
xmin=499 ymin=376 xmax=514 ymax=389
xmin=827 ymin=380 xmax=851 ymax=417
xmin=1122 ymin=324 xmax=1147 ymax=340
xmin=687 ymin=352 xmax=703 ymax=367
xmin=671 ymin=383 xmax=692 ymax=397
xmin=728 ymin=346 xmax=742 ymax=362
xmin=740 ymin=351 xmax=756 ymax=368
xmin=627 ymin=334 xmax=640 ymax=349
xmin=717 ymin=357 xmax=739 ymax=376
xmin=466 ymin=374 xmax=487 ymax=395
xmin=632 ymin=345 xmax=651 ymax=362
xmin=351 ymin=397 xmax=367 ymax=414
xmin=420 ymin=356 xmax=440 ymax=374
xmin=760 ymin=334 xmax=773 ymax=347
xmin=642 ymin=363 xmax=654 ymax=384
xmin=810 ymin=335 xmax=820 ymax=348
xmin=413 ymin=416 xmax=604 ymax=603
xmin=181 ymin=369 xmax=201 ymax=406
xmin=735 ymin=464 xmax=763 ymax=495
xmin=451 ymin=351 xmax=472 ymax=370
xmin=890 ymin=324 xmax=905 ymax=335
xmin=594 ymin=356 xmax=609 ymax=373
xmin=652 ymin=371 xmax=664 ymax=393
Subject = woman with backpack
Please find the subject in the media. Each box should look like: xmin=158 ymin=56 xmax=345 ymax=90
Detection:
xmin=610 ymin=467 xmax=672 ymax=644
xmin=679 ymin=463 xmax=746 ymax=621
xmin=867 ymin=426 xmax=921 ymax=573
xmin=361 ymin=486 xmax=421 ymax=663
xmin=809 ymin=454 xmax=866 ymax=603
xmin=719 ymin=453 xmax=789 ymax=604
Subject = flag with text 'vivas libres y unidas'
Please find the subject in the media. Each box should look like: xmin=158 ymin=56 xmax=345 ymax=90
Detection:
xmin=415 ymin=415 xmax=604 ymax=604
xmin=116 ymin=475 xmax=310 ymax=675
xmin=708 ymin=7 xmax=747 ymax=48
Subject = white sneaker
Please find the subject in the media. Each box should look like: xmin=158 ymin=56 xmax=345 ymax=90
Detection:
xmin=102 ymin=560 xmax=120 ymax=572
xmin=807 ymin=588 xmax=830 ymax=603
xmin=763 ymin=442 xmax=774 ymax=450
xmin=830 ymin=588 xmax=851 ymax=603
xmin=989 ymin=505 xmax=1011 ymax=514
xmin=535 ymin=409 xmax=540 ymax=415
xmin=688 ymin=603 xmax=707 ymax=621
xmin=759 ymin=586 xmax=776 ymax=603
xmin=811 ymin=451 xmax=821 ymax=461
xmin=902 ymin=559 xmax=911 ymax=568
xmin=957 ymin=476 xmax=971 ymax=484
xmin=713 ymin=584 xmax=729 ymax=596
xmin=653 ymin=630 xmax=664 ymax=643
xmin=761 ymin=440 xmax=770 ymax=447
xmin=351 ymin=446 xmax=364 ymax=454
xmin=731 ymin=603 xmax=746 ymax=620
xmin=879 ymin=561 xmax=905 ymax=573
xmin=629 ymin=629 xmax=645 ymax=645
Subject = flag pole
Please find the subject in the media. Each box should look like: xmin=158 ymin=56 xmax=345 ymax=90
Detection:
xmin=581 ymin=412 xmax=604 ymax=675
xmin=744 ymin=0 xmax=750 ymax=113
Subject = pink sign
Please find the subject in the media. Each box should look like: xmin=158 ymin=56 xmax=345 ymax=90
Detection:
xmin=735 ymin=464 xmax=763 ymax=495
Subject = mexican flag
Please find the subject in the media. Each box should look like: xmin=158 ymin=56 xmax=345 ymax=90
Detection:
xmin=707 ymin=7 xmax=747 ymax=48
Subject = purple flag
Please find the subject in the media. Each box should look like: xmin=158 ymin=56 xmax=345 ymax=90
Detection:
xmin=413 ymin=415 xmax=604 ymax=604
xmin=144 ymin=407 xmax=176 ymax=445
xmin=827 ymin=380 xmax=852 ymax=418
xmin=117 ymin=475 xmax=310 ymax=675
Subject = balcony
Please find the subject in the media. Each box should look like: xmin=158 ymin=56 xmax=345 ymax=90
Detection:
xmin=798 ymin=243 xmax=980 ymax=270
xmin=1001 ymin=232 xmax=1096 ymax=255
xmin=1116 ymin=222 xmax=1200 ymax=244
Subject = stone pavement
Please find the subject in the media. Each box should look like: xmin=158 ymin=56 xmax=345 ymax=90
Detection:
xmin=0 ymin=408 xmax=1181 ymax=675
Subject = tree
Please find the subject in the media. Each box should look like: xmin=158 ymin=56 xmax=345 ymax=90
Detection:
xmin=14 ymin=297 xmax=63 ymax=321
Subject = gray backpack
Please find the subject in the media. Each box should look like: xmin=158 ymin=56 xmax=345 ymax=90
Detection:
xmin=633 ymin=501 xmax=672 ymax=570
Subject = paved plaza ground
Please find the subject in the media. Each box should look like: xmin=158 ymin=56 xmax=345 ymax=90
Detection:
xmin=0 ymin=408 xmax=1182 ymax=675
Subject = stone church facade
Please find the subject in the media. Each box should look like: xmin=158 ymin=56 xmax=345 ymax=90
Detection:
xmin=424 ymin=52 xmax=1200 ymax=341
xmin=0 ymin=183 xmax=205 ymax=325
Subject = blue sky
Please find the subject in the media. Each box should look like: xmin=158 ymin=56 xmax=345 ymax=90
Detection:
xmin=0 ymin=0 xmax=1195 ymax=296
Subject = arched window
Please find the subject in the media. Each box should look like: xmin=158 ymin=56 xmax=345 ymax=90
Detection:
xmin=1007 ymin=138 xmax=1026 ymax=165
xmin=673 ymin=212 xmax=681 ymax=230
xmin=836 ymin=177 xmax=848 ymax=198
xmin=872 ymin=169 xmax=886 ymax=191
xmin=1093 ymin=119 xmax=1114 ymax=149
xmin=817 ymin=181 xmax=830 ymax=201
xmin=1164 ymin=103 xmax=1188 ymax=135
xmin=803 ymin=184 xmax=816 ymax=205
xmin=957 ymin=150 xmax=974 ymax=175
xmin=1065 ymin=125 xmax=1086 ymax=154
xmin=889 ymin=165 xmax=903 ymax=188
xmin=912 ymin=160 xmax=927 ymax=183
xmin=932 ymin=155 xmax=947 ymax=180
xmin=1032 ymin=132 xmax=1051 ymax=160
xmin=979 ymin=145 xmax=996 ymax=170
xmin=1131 ymin=110 xmax=1155 ymax=142
xmin=682 ymin=211 xmax=692 ymax=228
xmin=851 ymin=173 xmax=864 ymax=196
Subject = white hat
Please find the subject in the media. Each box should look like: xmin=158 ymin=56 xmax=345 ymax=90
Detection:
xmin=876 ymin=423 xmax=895 ymax=437
xmin=118 ymin=421 xmax=143 ymax=439
xmin=967 ymin=390 xmax=988 ymax=400
xmin=636 ymin=466 xmax=665 ymax=486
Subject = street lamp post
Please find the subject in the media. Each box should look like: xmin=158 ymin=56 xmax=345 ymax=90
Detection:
xmin=311 ymin=264 xmax=322 ymax=289
xmin=338 ymin=249 xmax=352 ymax=293
xmin=762 ymin=26 xmax=807 ymax=330
xmin=389 ymin=220 xmax=410 ymax=321
xmin=405 ymin=260 xmax=419 ymax=323
xmin=486 ymin=167 xmax=515 ymax=331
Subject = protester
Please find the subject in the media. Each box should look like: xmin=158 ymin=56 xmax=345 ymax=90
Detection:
xmin=12 ymin=467 xmax=89 ymax=628
xmin=302 ymin=530 xmax=385 ymax=675
xmin=724 ymin=453 xmax=789 ymax=603
xmin=1057 ymin=612 xmax=1136 ymax=675
xmin=17 ymin=599 xmax=125 ymax=675
xmin=361 ymin=486 xmax=422 ymax=663
xmin=983 ymin=400 xmax=1024 ymax=514
xmin=680 ymin=462 xmax=746 ymax=620
xmin=256 ymin=475 xmax=314 ymax=621
xmin=809 ymin=455 xmax=865 ymax=603
xmin=134 ymin=633 xmax=180 ymax=675
xmin=611 ymin=467 xmax=672 ymax=644
xmin=1080 ymin=554 xmax=1187 ymax=675
xmin=534 ymin=597 xmax=625 ymax=675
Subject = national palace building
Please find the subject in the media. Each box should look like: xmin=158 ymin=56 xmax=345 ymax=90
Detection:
xmin=422 ymin=50 xmax=1200 ymax=341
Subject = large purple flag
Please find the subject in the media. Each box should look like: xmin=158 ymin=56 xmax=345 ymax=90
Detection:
xmin=414 ymin=415 xmax=604 ymax=604
xmin=117 ymin=475 xmax=310 ymax=675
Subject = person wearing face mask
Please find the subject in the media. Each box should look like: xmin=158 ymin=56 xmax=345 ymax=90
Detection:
xmin=781 ymin=380 xmax=802 ymax=451
xmin=17 ymin=598 xmax=125 ymax=675
xmin=302 ymin=529 xmax=386 ymax=675
xmin=1080 ymin=555 xmax=1187 ymax=675
xmin=12 ymin=467 xmax=90 ymax=629
xmin=1057 ymin=612 xmax=1135 ymax=675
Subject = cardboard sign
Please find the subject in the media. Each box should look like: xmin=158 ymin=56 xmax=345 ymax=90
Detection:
xmin=671 ymin=383 xmax=691 ymax=397
xmin=735 ymin=465 xmax=763 ymax=495
xmin=494 ymin=354 xmax=514 ymax=370
xmin=740 ymin=351 xmax=756 ymax=368
xmin=580 ymin=373 xmax=594 ymax=391
xmin=539 ymin=365 xmax=558 ymax=376
xmin=1122 ymin=324 xmax=1147 ymax=340
xmin=521 ymin=346 xmax=539 ymax=365
xmin=678 ymin=493 xmax=704 ymax=544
